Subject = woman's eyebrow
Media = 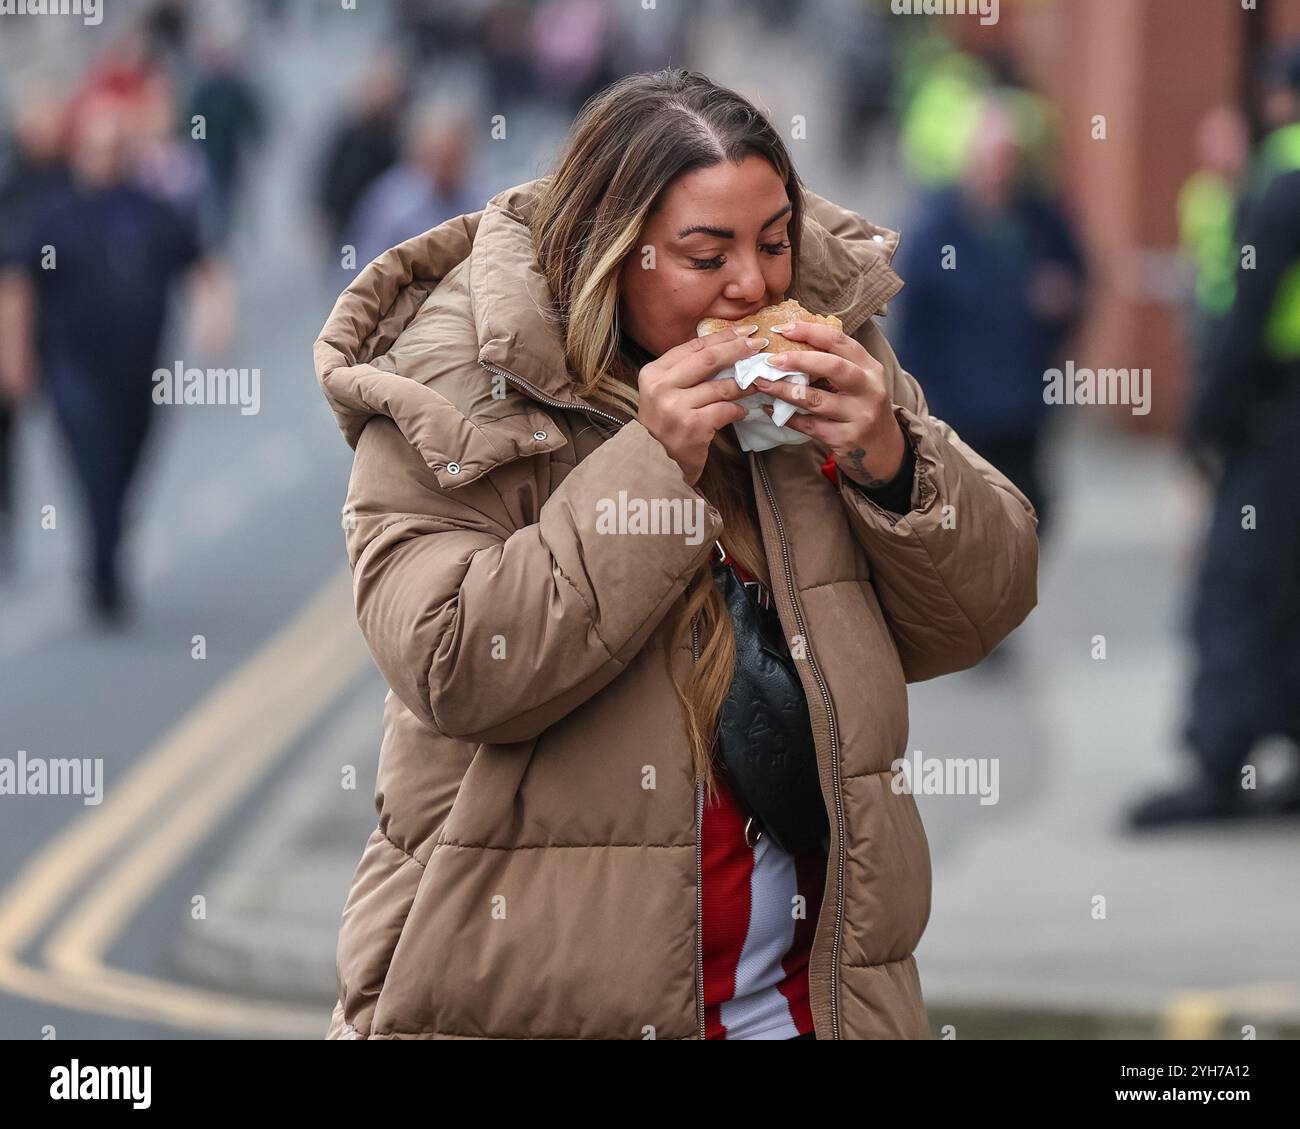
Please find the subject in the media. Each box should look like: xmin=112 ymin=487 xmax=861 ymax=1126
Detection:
xmin=676 ymin=203 xmax=792 ymax=240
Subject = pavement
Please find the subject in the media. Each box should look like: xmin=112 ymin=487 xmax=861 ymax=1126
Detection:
xmin=909 ymin=419 xmax=1300 ymax=1040
xmin=170 ymin=673 xmax=386 ymax=1007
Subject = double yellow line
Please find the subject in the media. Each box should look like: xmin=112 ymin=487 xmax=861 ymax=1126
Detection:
xmin=0 ymin=567 xmax=373 ymax=1037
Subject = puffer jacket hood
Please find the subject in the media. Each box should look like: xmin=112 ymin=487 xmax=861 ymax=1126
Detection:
xmin=314 ymin=178 xmax=906 ymax=487
xmin=314 ymin=176 xmax=1038 ymax=1040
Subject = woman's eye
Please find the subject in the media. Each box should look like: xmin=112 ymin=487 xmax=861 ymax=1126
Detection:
xmin=688 ymin=240 xmax=789 ymax=270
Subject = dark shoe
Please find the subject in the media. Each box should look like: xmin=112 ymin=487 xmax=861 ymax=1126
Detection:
xmin=1125 ymin=777 xmax=1247 ymax=830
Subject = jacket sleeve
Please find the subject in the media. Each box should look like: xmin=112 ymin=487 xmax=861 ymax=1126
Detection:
xmin=342 ymin=413 xmax=723 ymax=743
xmin=836 ymin=319 xmax=1040 ymax=682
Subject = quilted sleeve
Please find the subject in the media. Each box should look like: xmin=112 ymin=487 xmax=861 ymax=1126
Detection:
xmin=342 ymin=414 xmax=722 ymax=742
xmin=836 ymin=319 xmax=1040 ymax=681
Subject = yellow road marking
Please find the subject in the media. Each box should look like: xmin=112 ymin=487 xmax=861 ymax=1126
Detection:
xmin=1162 ymin=981 xmax=1300 ymax=1040
xmin=0 ymin=566 xmax=371 ymax=1036
xmin=1162 ymin=993 xmax=1225 ymax=1040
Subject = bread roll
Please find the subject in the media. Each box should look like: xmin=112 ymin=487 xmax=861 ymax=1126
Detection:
xmin=696 ymin=299 xmax=842 ymax=355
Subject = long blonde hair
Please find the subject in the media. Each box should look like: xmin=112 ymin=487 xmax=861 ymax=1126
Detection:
xmin=529 ymin=68 xmax=805 ymax=804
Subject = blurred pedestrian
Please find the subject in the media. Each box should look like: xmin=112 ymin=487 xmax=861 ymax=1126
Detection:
xmin=897 ymin=39 xmax=991 ymax=189
xmin=1128 ymin=47 xmax=1300 ymax=827
xmin=0 ymin=95 xmax=69 ymax=579
xmin=530 ymin=0 xmax=617 ymax=112
xmin=824 ymin=0 xmax=898 ymax=165
xmin=314 ymin=57 xmax=407 ymax=261
xmin=142 ymin=0 xmax=192 ymax=70
xmin=1177 ymin=105 xmax=1249 ymax=349
xmin=1176 ymin=104 xmax=1250 ymax=487
xmin=480 ymin=0 xmax=537 ymax=112
xmin=186 ymin=28 xmax=266 ymax=249
xmin=341 ymin=104 xmax=480 ymax=277
xmin=894 ymin=92 xmax=1087 ymax=542
xmin=0 ymin=93 xmax=214 ymax=621
xmin=132 ymin=69 xmax=209 ymax=223
xmin=396 ymin=0 xmax=485 ymax=68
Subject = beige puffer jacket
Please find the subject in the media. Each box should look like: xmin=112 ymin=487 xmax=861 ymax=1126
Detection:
xmin=313 ymin=177 xmax=1039 ymax=1040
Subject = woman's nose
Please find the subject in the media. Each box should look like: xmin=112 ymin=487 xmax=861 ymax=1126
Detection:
xmin=723 ymin=253 xmax=768 ymax=303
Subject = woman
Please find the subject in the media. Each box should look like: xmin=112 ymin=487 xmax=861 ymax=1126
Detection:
xmin=314 ymin=68 xmax=1038 ymax=1040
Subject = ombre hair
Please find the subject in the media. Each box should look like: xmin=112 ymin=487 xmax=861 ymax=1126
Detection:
xmin=529 ymin=68 xmax=805 ymax=803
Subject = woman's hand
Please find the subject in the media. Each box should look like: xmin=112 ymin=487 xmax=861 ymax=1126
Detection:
xmin=635 ymin=325 xmax=762 ymax=486
xmin=752 ymin=321 xmax=906 ymax=488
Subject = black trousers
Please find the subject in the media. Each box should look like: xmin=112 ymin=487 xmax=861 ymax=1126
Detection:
xmin=44 ymin=350 xmax=157 ymax=590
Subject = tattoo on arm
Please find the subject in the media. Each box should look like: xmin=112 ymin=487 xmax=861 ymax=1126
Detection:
xmin=845 ymin=447 xmax=891 ymax=488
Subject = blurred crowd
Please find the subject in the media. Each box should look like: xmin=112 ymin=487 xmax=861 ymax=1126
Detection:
xmin=887 ymin=33 xmax=1300 ymax=827
xmin=0 ymin=0 xmax=687 ymax=618
xmin=310 ymin=0 xmax=691 ymax=290
xmin=891 ymin=39 xmax=1088 ymax=544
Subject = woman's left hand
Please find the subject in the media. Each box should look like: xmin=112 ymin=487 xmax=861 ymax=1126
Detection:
xmin=752 ymin=320 xmax=906 ymax=488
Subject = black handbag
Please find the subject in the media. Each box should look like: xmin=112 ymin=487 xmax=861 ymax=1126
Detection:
xmin=710 ymin=544 xmax=830 ymax=858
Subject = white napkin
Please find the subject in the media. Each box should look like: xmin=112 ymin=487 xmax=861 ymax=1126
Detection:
xmin=710 ymin=352 xmax=813 ymax=452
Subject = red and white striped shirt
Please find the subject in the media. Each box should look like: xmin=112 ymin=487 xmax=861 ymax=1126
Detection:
xmin=701 ymin=552 xmax=829 ymax=1040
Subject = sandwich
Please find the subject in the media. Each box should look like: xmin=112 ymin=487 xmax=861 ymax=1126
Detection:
xmin=696 ymin=299 xmax=842 ymax=354
xmin=693 ymin=300 xmax=842 ymax=453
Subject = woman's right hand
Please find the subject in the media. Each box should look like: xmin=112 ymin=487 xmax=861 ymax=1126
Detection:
xmin=635 ymin=325 xmax=767 ymax=485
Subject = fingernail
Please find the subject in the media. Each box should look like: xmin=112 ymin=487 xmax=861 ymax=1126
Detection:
xmin=746 ymin=336 xmax=769 ymax=349
xmin=770 ymin=322 xmax=795 ymax=333
xmin=734 ymin=324 xmax=760 ymax=336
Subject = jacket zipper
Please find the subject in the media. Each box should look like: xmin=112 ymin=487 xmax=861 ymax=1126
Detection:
xmin=755 ymin=454 xmax=844 ymax=1040
xmin=479 ymin=360 xmax=627 ymax=430
xmin=691 ymin=617 xmax=706 ymax=1040
xmin=486 ymin=327 xmax=885 ymax=1040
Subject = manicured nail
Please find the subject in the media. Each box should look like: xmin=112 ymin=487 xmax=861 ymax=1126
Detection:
xmin=770 ymin=322 xmax=796 ymax=333
xmin=733 ymin=324 xmax=760 ymax=336
xmin=746 ymin=336 xmax=769 ymax=349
